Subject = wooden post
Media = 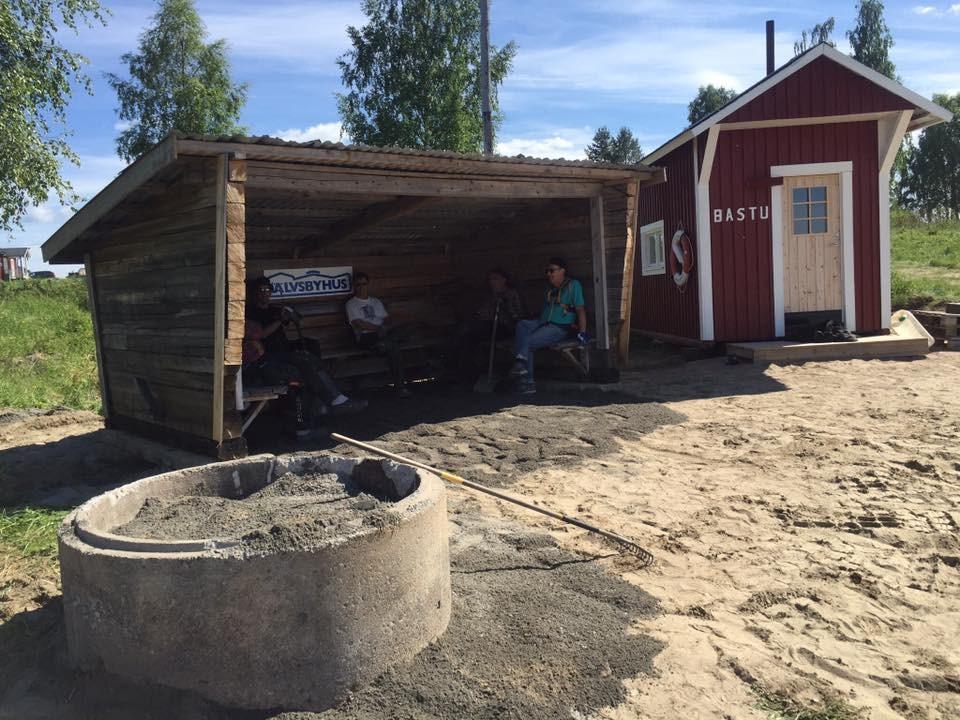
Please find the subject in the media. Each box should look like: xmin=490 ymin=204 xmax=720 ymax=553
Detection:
xmin=222 ymin=153 xmax=248 ymax=451
xmin=212 ymin=155 xmax=228 ymax=444
xmin=617 ymin=179 xmax=640 ymax=365
xmin=590 ymin=195 xmax=610 ymax=350
xmin=83 ymin=252 xmax=111 ymax=418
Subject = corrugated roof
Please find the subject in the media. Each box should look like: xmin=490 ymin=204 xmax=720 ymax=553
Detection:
xmin=174 ymin=132 xmax=652 ymax=172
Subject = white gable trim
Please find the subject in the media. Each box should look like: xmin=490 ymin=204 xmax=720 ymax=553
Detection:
xmin=644 ymin=44 xmax=953 ymax=166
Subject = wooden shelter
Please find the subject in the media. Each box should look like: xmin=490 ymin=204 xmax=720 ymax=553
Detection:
xmin=42 ymin=132 xmax=662 ymax=458
xmin=633 ymin=43 xmax=953 ymax=345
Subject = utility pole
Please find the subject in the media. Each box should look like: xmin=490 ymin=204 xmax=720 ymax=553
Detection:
xmin=479 ymin=0 xmax=494 ymax=155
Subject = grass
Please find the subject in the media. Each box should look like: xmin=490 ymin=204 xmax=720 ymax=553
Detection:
xmin=0 ymin=507 xmax=67 ymax=623
xmin=890 ymin=210 xmax=960 ymax=309
xmin=0 ymin=278 xmax=100 ymax=412
xmin=0 ymin=507 xmax=68 ymax=559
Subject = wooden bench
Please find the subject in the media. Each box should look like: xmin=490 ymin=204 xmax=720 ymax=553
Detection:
xmin=240 ymin=384 xmax=288 ymax=433
xmin=494 ymin=337 xmax=593 ymax=378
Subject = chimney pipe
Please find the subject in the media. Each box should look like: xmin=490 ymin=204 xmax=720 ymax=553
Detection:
xmin=765 ymin=20 xmax=775 ymax=75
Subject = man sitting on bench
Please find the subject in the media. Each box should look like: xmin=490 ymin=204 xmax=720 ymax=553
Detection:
xmin=345 ymin=271 xmax=412 ymax=398
xmin=508 ymin=256 xmax=587 ymax=395
xmin=246 ymin=276 xmax=366 ymax=415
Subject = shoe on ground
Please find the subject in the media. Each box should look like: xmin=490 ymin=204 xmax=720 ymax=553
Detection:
xmin=294 ymin=426 xmax=329 ymax=443
xmin=508 ymin=359 xmax=528 ymax=377
xmin=330 ymin=397 xmax=368 ymax=415
xmin=516 ymin=380 xmax=536 ymax=396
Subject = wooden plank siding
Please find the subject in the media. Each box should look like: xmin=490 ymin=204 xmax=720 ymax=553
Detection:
xmin=634 ymin=141 xmax=701 ymax=340
xmin=724 ymin=56 xmax=914 ymax=123
xmin=89 ymin=159 xmax=219 ymax=441
xmin=708 ymin=121 xmax=881 ymax=341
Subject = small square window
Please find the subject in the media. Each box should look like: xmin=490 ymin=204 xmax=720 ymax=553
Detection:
xmin=791 ymin=184 xmax=829 ymax=235
xmin=811 ymin=219 xmax=828 ymax=233
xmin=794 ymin=204 xmax=809 ymax=219
xmin=792 ymin=188 xmax=808 ymax=202
xmin=640 ymin=220 xmax=666 ymax=276
xmin=810 ymin=186 xmax=827 ymax=201
xmin=793 ymin=220 xmax=809 ymax=235
xmin=811 ymin=203 xmax=827 ymax=218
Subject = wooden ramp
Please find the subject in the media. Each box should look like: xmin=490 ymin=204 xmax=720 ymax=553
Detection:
xmin=727 ymin=312 xmax=932 ymax=364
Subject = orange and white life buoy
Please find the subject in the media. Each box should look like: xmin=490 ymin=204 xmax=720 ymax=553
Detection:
xmin=668 ymin=229 xmax=695 ymax=292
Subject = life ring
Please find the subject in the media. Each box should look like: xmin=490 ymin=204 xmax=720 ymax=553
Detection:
xmin=668 ymin=229 xmax=695 ymax=292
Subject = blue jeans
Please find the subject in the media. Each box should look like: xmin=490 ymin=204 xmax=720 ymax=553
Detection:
xmin=513 ymin=320 xmax=571 ymax=380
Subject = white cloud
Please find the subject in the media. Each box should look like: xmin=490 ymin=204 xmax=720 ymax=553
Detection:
xmin=507 ymin=27 xmax=791 ymax=104
xmin=497 ymin=128 xmax=594 ymax=160
xmin=950 ymin=3 xmax=960 ymax=13
xmin=25 ymin=204 xmax=58 ymax=224
xmin=273 ymin=122 xmax=347 ymax=143
xmin=113 ymin=120 xmax=133 ymax=132
xmin=913 ymin=5 xmax=937 ymax=14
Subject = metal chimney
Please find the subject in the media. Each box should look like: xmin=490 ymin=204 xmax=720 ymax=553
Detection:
xmin=766 ymin=20 xmax=775 ymax=75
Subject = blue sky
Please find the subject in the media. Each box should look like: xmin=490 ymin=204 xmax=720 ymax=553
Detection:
xmin=9 ymin=0 xmax=960 ymax=272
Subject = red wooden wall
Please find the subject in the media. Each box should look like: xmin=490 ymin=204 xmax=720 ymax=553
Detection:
xmin=709 ymin=121 xmax=881 ymax=341
xmin=726 ymin=56 xmax=913 ymax=123
xmin=633 ymin=141 xmax=700 ymax=339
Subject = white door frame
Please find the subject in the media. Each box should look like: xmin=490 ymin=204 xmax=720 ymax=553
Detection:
xmin=770 ymin=161 xmax=855 ymax=337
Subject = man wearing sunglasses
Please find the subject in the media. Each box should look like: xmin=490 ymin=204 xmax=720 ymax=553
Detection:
xmin=508 ymin=256 xmax=586 ymax=394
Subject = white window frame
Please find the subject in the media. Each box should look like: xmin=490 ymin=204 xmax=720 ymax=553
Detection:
xmin=640 ymin=220 xmax=666 ymax=276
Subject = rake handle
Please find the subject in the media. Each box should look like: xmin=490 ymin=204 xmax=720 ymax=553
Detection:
xmin=331 ymin=433 xmax=653 ymax=563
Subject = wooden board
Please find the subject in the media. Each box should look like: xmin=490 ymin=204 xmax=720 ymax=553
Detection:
xmin=781 ymin=174 xmax=842 ymax=313
xmin=727 ymin=334 xmax=929 ymax=363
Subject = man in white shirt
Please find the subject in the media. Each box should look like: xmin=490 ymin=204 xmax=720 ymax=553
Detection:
xmin=345 ymin=272 xmax=411 ymax=397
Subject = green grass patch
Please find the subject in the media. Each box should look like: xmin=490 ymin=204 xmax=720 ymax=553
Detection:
xmin=890 ymin=213 xmax=960 ymax=309
xmin=754 ymin=686 xmax=867 ymax=720
xmin=0 ymin=507 xmax=68 ymax=558
xmin=0 ymin=278 xmax=100 ymax=411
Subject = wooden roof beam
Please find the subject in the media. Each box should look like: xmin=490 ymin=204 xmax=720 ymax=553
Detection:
xmin=298 ymin=196 xmax=438 ymax=257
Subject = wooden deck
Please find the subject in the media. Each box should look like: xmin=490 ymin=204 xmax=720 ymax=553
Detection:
xmin=727 ymin=312 xmax=933 ymax=364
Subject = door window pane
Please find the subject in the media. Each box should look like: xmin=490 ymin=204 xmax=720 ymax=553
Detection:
xmin=791 ymin=184 xmax=829 ymax=235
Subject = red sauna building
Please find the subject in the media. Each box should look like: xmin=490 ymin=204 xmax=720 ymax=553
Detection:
xmin=633 ymin=43 xmax=952 ymax=344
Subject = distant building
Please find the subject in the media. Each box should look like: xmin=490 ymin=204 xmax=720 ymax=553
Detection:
xmin=633 ymin=43 xmax=953 ymax=343
xmin=0 ymin=247 xmax=30 ymax=281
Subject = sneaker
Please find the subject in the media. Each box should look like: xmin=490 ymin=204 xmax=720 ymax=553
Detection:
xmin=508 ymin=359 xmax=528 ymax=377
xmin=516 ymin=380 xmax=536 ymax=396
xmin=329 ymin=397 xmax=368 ymax=415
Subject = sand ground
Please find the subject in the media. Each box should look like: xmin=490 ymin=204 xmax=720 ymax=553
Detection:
xmin=1 ymin=351 xmax=959 ymax=718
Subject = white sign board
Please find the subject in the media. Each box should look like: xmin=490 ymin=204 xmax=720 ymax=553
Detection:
xmin=265 ymin=267 xmax=353 ymax=299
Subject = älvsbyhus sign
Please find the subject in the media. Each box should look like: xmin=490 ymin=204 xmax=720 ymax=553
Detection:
xmin=265 ymin=267 xmax=353 ymax=299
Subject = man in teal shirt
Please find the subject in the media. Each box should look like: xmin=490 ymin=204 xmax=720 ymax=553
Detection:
xmin=509 ymin=257 xmax=587 ymax=394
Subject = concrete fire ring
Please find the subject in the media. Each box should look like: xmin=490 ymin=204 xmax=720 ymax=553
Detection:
xmin=57 ymin=453 xmax=451 ymax=711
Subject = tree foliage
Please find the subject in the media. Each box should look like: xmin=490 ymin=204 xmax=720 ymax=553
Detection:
xmin=107 ymin=0 xmax=247 ymax=162
xmin=337 ymin=0 xmax=516 ymax=153
xmin=794 ymin=17 xmax=835 ymax=56
xmin=584 ymin=126 xmax=643 ymax=164
xmin=898 ymin=93 xmax=960 ymax=220
xmin=687 ymin=85 xmax=738 ymax=126
xmin=846 ymin=0 xmax=896 ymax=80
xmin=0 ymin=0 xmax=106 ymax=233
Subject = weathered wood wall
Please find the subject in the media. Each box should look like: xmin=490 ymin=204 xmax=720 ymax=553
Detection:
xmin=89 ymin=157 xmax=219 ymax=447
